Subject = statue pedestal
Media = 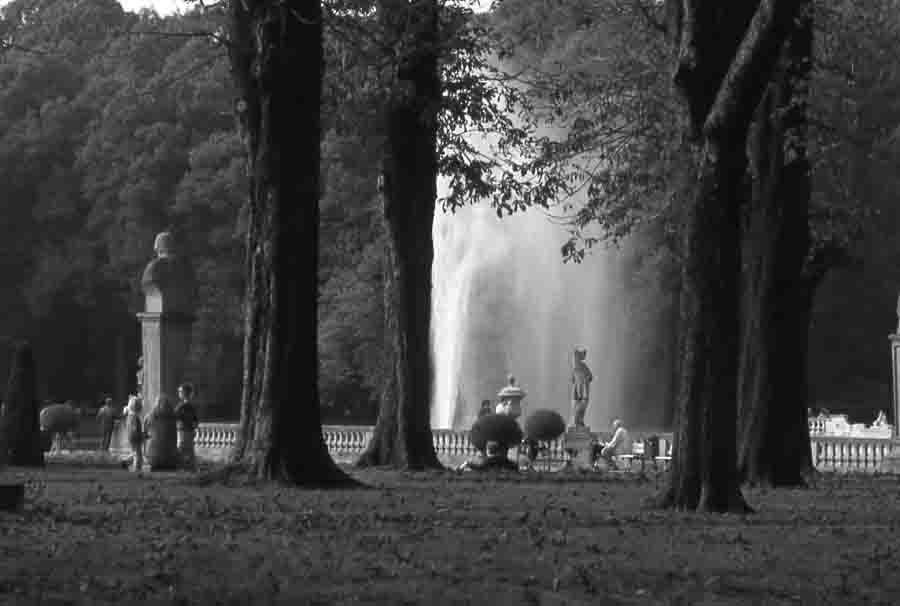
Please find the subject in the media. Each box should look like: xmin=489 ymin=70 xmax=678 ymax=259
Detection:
xmin=137 ymin=311 xmax=194 ymax=410
xmin=138 ymin=232 xmax=196 ymax=408
xmin=563 ymin=426 xmax=594 ymax=470
xmin=883 ymin=335 xmax=900 ymax=473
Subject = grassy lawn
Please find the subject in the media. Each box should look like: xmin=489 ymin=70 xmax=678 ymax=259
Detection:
xmin=2 ymin=457 xmax=900 ymax=605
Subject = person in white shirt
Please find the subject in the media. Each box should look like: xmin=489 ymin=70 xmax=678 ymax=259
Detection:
xmin=599 ymin=419 xmax=631 ymax=461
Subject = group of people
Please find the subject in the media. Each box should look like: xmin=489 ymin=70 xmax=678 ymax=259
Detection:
xmin=117 ymin=382 xmax=199 ymax=472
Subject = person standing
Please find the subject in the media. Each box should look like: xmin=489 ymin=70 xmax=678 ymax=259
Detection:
xmin=175 ymin=383 xmax=199 ymax=470
xmin=124 ymin=395 xmax=145 ymax=472
xmin=96 ymin=397 xmax=117 ymax=451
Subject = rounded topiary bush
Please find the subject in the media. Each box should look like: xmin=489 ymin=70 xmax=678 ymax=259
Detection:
xmin=470 ymin=413 xmax=523 ymax=452
xmin=523 ymin=409 xmax=566 ymax=442
xmin=39 ymin=404 xmax=79 ymax=434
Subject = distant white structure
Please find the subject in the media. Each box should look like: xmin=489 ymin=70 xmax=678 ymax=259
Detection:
xmin=808 ymin=412 xmax=893 ymax=439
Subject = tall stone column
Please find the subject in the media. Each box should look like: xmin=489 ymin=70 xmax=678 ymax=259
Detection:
xmin=891 ymin=334 xmax=900 ymax=440
xmin=880 ymin=300 xmax=900 ymax=472
xmin=137 ymin=232 xmax=196 ymax=412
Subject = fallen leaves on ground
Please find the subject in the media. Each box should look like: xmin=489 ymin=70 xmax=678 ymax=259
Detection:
xmin=1 ymin=460 xmax=900 ymax=605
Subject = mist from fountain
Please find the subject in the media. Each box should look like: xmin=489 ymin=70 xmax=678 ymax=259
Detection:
xmin=431 ymin=196 xmax=642 ymax=431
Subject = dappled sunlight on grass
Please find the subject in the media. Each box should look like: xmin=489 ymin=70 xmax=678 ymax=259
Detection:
xmin=2 ymin=460 xmax=900 ymax=605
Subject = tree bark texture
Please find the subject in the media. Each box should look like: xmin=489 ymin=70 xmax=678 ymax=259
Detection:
xmin=663 ymin=139 xmax=749 ymax=511
xmin=0 ymin=342 xmax=43 ymax=467
xmin=357 ymin=0 xmax=442 ymax=469
xmin=738 ymin=4 xmax=813 ymax=486
xmin=228 ymin=0 xmax=356 ymax=486
xmin=659 ymin=0 xmax=805 ymax=511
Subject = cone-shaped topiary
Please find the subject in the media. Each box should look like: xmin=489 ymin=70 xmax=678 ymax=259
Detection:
xmin=1 ymin=342 xmax=43 ymax=467
xmin=470 ymin=413 xmax=523 ymax=452
xmin=523 ymin=409 xmax=566 ymax=442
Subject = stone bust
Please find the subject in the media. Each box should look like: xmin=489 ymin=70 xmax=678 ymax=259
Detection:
xmin=141 ymin=231 xmax=195 ymax=314
xmin=153 ymin=231 xmax=175 ymax=258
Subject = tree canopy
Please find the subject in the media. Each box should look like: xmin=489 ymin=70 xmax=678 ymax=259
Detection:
xmin=0 ymin=0 xmax=896 ymax=429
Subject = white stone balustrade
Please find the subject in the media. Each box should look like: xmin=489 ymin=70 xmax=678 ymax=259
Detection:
xmin=109 ymin=422 xmax=899 ymax=473
xmin=323 ymin=425 xmax=373 ymax=455
xmin=808 ymin=417 xmax=826 ymax=436
xmin=810 ymin=436 xmax=894 ymax=472
xmin=194 ymin=422 xmax=240 ymax=462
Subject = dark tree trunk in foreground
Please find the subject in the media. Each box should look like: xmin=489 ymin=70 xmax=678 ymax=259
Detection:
xmin=664 ymin=138 xmax=750 ymax=511
xmin=357 ymin=0 xmax=441 ymax=469
xmin=738 ymin=4 xmax=813 ymax=486
xmin=0 ymin=342 xmax=43 ymax=467
xmin=228 ymin=0 xmax=355 ymax=485
xmin=662 ymin=282 xmax=681 ymax=430
xmin=659 ymin=0 xmax=804 ymax=512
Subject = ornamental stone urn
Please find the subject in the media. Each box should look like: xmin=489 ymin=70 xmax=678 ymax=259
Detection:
xmin=496 ymin=375 xmax=526 ymax=420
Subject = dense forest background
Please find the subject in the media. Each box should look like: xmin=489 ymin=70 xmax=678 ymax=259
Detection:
xmin=0 ymin=0 xmax=898 ymax=424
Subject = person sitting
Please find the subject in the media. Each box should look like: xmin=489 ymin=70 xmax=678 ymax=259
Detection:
xmin=595 ymin=419 xmax=632 ymax=467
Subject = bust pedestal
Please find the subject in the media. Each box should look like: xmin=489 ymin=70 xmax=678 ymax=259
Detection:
xmin=563 ymin=425 xmax=594 ymax=470
xmin=113 ymin=232 xmax=195 ymax=454
xmin=138 ymin=311 xmax=194 ymax=413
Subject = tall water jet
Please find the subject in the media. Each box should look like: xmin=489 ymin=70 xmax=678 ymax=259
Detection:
xmin=431 ymin=196 xmax=650 ymax=430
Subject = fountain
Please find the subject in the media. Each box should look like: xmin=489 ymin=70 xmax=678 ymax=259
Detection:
xmin=431 ymin=196 xmax=668 ymax=431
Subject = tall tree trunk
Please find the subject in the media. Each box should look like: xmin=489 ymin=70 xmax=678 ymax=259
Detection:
xmin=663 ymin=139 xmax=750 ymax=512
xmin=357 ymin=0 xmax=442 ymax=469
xmin=661 ymin=265 xmax=682 ymax=430
xmin=738 ymin=4 xmax=813 ymax=486
xmin=659 ymin=0 xmax=804 ymax=511
xmin=228 ymin=0 xmax=356 ymax=486
xmin=0 ymin=342 xmax=43 ymax=467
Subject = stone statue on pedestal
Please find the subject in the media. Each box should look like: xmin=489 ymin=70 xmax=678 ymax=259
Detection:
xmin=570 ymin=347 xmax=593 ymax=428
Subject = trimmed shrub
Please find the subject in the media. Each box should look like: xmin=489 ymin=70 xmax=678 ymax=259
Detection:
xmin=470 ymin=414 xmax=523 ymax=452
xmin=39 ymin=404 xmax=80 ymax=434
xmin=523 ymin=409 xmax=566 ymax=442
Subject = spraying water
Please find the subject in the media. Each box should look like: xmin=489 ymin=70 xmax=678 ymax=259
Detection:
xmin=431 ymin=197 xmax=643 ymax=430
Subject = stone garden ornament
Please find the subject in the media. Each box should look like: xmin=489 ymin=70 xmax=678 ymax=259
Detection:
xmin=570 ymin=347 xmax=593 ymax=428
